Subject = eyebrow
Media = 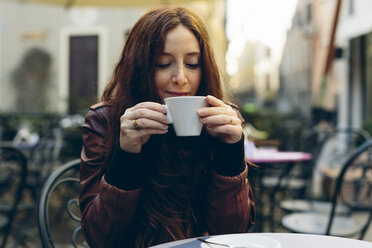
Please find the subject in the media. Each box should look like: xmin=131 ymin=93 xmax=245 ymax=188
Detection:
xmin=159 ymin=52 xmax=200 ymax=57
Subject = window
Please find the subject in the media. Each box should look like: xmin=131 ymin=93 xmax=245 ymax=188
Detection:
xmin=348 ymin=0 xmax=354 ymax=15
xmin=366 ymin=33 xmax=372 ymax=120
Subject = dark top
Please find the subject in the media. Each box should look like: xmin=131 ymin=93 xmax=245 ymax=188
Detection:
xmin=79 ymin=102 xmax=256 ymax=247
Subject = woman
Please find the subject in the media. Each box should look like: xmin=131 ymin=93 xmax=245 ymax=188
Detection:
xmin=79 ymin=6 xmax=255 ymax=248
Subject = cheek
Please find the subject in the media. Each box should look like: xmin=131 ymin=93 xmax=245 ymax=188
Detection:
xmin=154 ymin=72 xmax=169 ymax=91
xmin=190 ymin=71 xmax=202 ymax=94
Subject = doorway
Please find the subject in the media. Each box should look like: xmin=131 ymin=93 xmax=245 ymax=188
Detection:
xmin=69 ymin=35 xmax=98 ymax=114
xmin=59 ymin=27 xmax=107 ymax=114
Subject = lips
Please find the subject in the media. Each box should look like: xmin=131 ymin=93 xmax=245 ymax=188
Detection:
xmin=166 ymin=91 xmax=189 ymax=97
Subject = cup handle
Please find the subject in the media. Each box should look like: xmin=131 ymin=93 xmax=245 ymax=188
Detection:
xmin=162 ymin=104 xmax=172 ymax=124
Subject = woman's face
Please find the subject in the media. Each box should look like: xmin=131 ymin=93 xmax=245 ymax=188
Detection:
xmin=154 ymin=24 xmax=202 ymax=102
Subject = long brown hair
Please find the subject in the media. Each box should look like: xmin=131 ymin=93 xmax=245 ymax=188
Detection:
xmin=101 ymin=6 xmax=224 ymax=247
xmin=102 ymin=6 xmax=223 ymax=139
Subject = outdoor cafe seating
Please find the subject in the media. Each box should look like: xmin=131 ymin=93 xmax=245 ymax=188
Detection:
xmin=245 ymin=135 xmax=313 ymax=232
xmin=246 ymin=125 xmax=372 ymax=234
xmin=281 ymin=139 xmax=372 ymax=239
xmin=2 ymin=113 xmax=372 ymax=246
xmin=0 ymin=143 xmax=28 ymax=248
xmin=37 ymin=158 xmax=86 ymax=248
xmin=0 ymin=113 xmax=84 ymax=246
xmin=280 ymin=127 xmax=371 ymax=215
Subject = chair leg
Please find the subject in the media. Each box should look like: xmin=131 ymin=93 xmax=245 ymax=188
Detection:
xmin=359 ymin=211 xmax=372 ymax=240
xmin=13 ymin=205 xmax=38 ymax=247
xmin=1 ymin=223 xmax=11 ymax=248
xmin=269 ymin=163 xmax=295 ymax=232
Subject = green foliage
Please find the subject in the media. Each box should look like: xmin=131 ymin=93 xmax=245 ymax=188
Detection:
xmin=0 ymin=112 xmax=58 ymax=140
xmin=0 ymin=113 xmax=83 ymax=161
xmin=362 ymin=118 xmax=372 ymax=137
xmin=241 ymin=109 xmax=308 ymax=151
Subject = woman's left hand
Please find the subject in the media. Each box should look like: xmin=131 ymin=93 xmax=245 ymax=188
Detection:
xmin=197 ymin=95 xmax=242 ymax=144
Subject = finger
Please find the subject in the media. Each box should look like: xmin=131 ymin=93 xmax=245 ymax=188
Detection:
xmin=125 ymin=108 xmax=169 ymax=124
xmin=200 ymin=115 xmax=239 ymax=126
xmin=130 ymin=102 xmax=166 ymax=113
xmin=130 ymin=128 xmax=168 ymax=136
xmin=205 ymin=95 xmax=229 ymax=108
xmin=129 ymin=118 xmax=168 ymax=131
xmin=205 ymin=124 xmax=241 ymax=137
xmin=198 ymin=106 xmax=236 ymax=117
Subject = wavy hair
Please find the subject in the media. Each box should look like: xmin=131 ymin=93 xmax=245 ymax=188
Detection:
xmin=101 ymin=6 xmax=224 ymax=247
xmin=102 ymin=6 xmax=223 ymax=119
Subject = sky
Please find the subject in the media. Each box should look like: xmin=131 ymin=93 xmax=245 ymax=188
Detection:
xmin=226 ymin=0 xmax=299 ymax=75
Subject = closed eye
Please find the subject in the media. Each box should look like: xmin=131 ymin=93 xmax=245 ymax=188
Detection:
xmin=186 ymin=63 xmax=200 ymax=69
xmin=155 ymin=63 xmax=171 ymax=69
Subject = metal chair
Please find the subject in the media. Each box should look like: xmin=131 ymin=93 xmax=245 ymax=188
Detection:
xmin=280 ymin=127 xmax=371 ymax=214
xmin=281 ymin=139 xmax=372 ymax=239
xmin=8 ymin=127 xmax=64 ymax=247
xmin=250 ymin=126 xmax=333 ymax=231
xmin=0 ymin=143 xmax=28 ymax=248
xmin=38 ymin=158 xmax=87 ymax=248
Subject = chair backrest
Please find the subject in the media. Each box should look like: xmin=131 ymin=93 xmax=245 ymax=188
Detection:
xmin=323 ymin=127 xmax=371 ymax=158
xmin=326 ymin=139 xmax=372 ymax=238
xmin=26 ymin=127 xmax=63 ymax=189
xmin=37 ymin=158 xmax=86 ymax=248
xmin=0 ymin=143 xmax=28 ymax=248
xmin=302 ymin=127 xmax=371 ymax=162
xmin=300 ymin=127 xmax=371 ymax=198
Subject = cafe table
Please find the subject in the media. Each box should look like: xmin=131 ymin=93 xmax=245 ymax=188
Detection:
xmin=245 ymin=148 xmax=313 ymax=194
xmin=151 ymin=232 xmax=372 ymax=248
xmin=245 ymin=147 xmax=313 ymax=231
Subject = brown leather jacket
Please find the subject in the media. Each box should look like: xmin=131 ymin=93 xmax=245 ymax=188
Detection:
xmin=79 ymin=103 xmax=256 ymax=248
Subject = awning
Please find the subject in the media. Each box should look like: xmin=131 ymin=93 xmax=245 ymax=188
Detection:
xmin=9 ymin=0 xmax=214 ymax=8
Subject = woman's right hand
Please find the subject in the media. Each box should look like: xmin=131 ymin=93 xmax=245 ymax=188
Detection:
xmin=120 ymin=102 xmax=169 ymax=153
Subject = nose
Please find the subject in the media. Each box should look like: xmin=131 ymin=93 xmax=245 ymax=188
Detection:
xmin=173 ymin=65 xmax=187 ymax=85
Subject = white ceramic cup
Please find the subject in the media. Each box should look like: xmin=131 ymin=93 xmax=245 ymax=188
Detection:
xmin=163 ymin=96 xmax=207 ymax=136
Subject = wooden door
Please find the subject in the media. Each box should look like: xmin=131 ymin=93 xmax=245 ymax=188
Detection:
xmin=69 ymin=35 xmax=98 ymax=114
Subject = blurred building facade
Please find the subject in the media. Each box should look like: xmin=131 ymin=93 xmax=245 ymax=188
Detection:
xmin=277 ymin=0 xmax=313 ymax=120
xmin=0 ymin=0 xmax=227 ymax=115
xmin=229 ymin=40 xmax=277 ymax=109
xmin=335 ymin=0 xmax=372 ymax=128
xmin=278 ymin=0 xmax=372 ymax=129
